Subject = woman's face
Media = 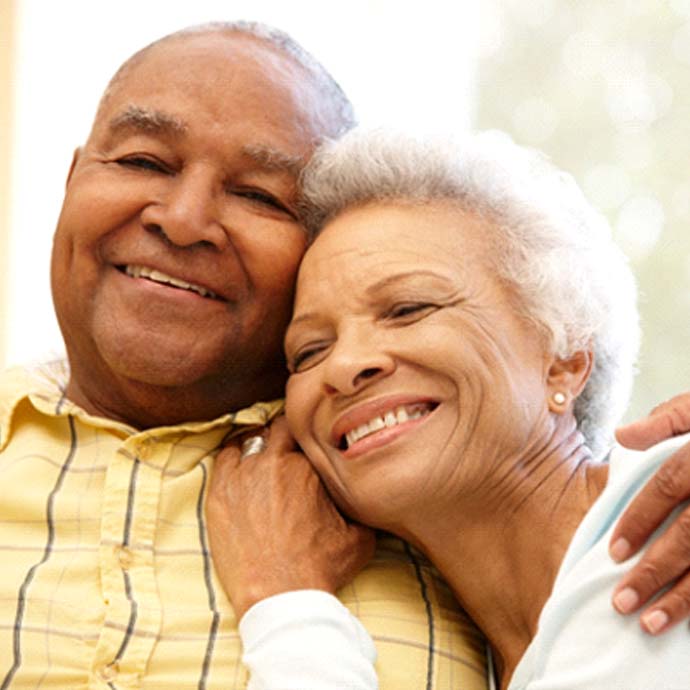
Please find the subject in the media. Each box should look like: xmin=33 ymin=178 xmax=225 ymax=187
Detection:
xmin=285 ymin=202 xmax=554 ymax=529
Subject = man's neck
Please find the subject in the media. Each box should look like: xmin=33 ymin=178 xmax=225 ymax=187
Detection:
xmin=64 ymin=368 xmax=285 ymax=429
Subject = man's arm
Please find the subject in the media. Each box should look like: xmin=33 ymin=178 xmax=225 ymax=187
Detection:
xmin=610 ymin=393 xmax=690 ymax=633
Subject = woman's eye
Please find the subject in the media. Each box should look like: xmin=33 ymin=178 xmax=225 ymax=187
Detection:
xmin=387 ymin=303 xmax=437 ymax=320
xmin=289 ymin=345 xmax=327 ymax=373
xmin=117 ymin=156 xmax=169 ymax=173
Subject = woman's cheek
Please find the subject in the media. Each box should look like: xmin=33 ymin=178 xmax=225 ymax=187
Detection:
xmin=285 ymin=377 xmax=312 ymax=447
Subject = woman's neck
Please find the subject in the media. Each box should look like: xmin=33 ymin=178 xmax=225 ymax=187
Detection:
xmin=397 ymin=422 xmax=609 ymax=688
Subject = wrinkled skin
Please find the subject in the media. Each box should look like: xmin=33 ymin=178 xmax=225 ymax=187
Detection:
xmin=206 ymin=417 xmax=375 ymax=619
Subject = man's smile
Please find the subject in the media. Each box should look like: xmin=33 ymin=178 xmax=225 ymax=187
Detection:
xmin=118 ymin=264 xmax=222 ymax=300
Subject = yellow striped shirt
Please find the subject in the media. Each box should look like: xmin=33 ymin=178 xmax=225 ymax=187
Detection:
xmin=0 ymin=364 xmax=487 ymax=689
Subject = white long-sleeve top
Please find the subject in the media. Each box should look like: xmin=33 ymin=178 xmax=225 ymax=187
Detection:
xmin=240 ymin=590 xmax=378 ymax=689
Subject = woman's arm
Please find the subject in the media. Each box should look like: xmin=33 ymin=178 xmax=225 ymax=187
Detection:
xmin=240 ymin=590 xmax=377 ymax=690
xmin=610 ymin=393 xmax=690 ymax=633
xmin=206 ymin=416 xmax=378 ymax=688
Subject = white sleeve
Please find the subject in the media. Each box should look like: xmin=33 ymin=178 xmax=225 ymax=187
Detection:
xmin=239 ymin=589 xmax=378 ymax=690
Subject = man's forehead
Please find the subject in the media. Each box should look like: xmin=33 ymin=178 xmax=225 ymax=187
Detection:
xmin=91 ymin=30 xmax=335 ymax=167
xmin=126 ymin=31 xmax=302 ymax=84
xmin=99 ymin=32 xmax=305 ymax=113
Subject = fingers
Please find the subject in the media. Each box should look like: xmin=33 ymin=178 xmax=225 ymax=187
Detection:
xmin=224 ymin=416 xmax=296 ymax=458
xmin=208 ymin=445 xmax=238 ymax=503
xmin=638 ymin=570 xmax=690 ymax=634
xmin=206 ymin=423 xmax=375 ymax=618
xmin=609 ymin=447 xmax=690 ymax=561
xmin=263 ymin=415 xmax=298 ymax=454
xmin=613 ymin=537 xmax=690 ymax=635
xmin=616 ymin=393 xmax=690 ymax=450
xmin=612 ymin=503 xmax=690 ymax=632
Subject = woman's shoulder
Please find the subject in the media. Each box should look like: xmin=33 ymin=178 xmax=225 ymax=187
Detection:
xmin=508 ymin=436 xmax=690 ymax=689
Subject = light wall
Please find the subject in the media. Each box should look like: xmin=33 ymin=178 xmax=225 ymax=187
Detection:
xmin=0 ymin=0 xmax=15 ymax=367
xmin=2 ymin=0 xmax=480 ymax=368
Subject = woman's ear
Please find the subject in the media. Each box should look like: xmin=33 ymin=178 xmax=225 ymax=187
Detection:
xmin=546 ymin=349 xmax=594 ymax=414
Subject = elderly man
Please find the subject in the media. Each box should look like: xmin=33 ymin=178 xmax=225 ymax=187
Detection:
xmin=1 ymin=20 xmax=690 ymax=690
xmin=0 ymin=22 xmax=483 ymax=689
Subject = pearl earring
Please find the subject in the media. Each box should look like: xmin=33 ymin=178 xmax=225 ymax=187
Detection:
xmin=552 ymin=392 xmax=566 ymax=405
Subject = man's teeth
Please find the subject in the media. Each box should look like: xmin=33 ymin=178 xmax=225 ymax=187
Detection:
xmin=344 ymin=404 xmax=432 ymax=449
xmin=125 ymin=265 xmax=217 ymax=298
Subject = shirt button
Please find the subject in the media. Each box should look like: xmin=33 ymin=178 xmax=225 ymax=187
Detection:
xmin=116 ymin=545 xmax=134 ymax=570
xmin=98 ymin=662 xmax=119 ymax=682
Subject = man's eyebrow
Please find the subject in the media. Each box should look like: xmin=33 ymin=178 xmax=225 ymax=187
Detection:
xmin=108 ymin=105 xmax=188 ymax=138
xmin=106 ymin=110 xmax=302 ymax=175
xmin=241 ymin=144 xmax=305 ymax=176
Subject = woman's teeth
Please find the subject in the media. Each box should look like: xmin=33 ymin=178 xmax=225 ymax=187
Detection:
xmin=343 ymin=403 xmax=433 ymax=449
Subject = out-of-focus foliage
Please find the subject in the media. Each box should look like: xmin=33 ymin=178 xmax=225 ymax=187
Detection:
xmin=476 ymin=0 xmax=690 ymax=423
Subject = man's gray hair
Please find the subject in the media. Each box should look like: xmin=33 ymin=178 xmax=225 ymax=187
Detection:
xmin=101 ymin=20 xmax=356 ymax=138
xmin=300 ymin=129 xmax=639 ymax=456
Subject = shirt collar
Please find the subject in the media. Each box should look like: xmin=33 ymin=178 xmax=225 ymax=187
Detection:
xmin=0 ymin=361 xmax=284 ymax=451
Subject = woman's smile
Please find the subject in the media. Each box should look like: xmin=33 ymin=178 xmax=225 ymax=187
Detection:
xmin=332 ymin=396 xmax=440 ymax=457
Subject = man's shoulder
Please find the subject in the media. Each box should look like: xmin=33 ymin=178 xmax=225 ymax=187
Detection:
xmin=340 ymin=534 xmax=489 ymax=690
xmin=0 ymin=360 xmax=67 ymax=449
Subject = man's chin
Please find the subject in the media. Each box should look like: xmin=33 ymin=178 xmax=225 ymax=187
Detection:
xmin=65 ymin=357 xmax=234 ymax=428
xmin=106 ymin=352 xmax=235 ymax=393
xmin=90 ymin=325 xmax=231 ymax=383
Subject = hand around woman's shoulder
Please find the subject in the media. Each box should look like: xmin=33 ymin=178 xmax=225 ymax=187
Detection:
xmin=610 ymin=393 xmax=690 ymax=633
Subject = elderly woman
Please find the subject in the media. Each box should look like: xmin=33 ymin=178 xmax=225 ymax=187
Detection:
xmin=208 ymin=130 xmax=690 ymax=689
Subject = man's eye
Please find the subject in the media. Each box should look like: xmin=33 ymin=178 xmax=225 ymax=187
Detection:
xmin=117 ymin=156 xmax=169 ymax=173
xmin=234 ymin=189 xmax=293 ymax=215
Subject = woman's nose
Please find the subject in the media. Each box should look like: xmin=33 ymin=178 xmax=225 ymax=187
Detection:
xmin=141 ymin=170 xmax=227 ymax=249
xmin=323 ymin=335 xmax=395 ymax=397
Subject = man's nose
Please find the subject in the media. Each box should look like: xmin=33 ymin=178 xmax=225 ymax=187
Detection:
xmin=323 ymin=332 xmax=395 ymax=397
xmin=140 ymin=170 xmax=227 ymax=249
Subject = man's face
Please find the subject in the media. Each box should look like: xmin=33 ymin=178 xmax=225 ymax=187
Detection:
xmin=51 ymin=33 xmax=333 ymax=425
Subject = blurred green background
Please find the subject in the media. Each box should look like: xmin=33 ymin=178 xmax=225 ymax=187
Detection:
xmin=475 ymin=0 xmax=690 ymax=421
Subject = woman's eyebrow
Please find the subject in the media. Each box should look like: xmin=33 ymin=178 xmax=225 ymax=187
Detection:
xmin=286 ymin=312 xmax=318 ymax=331
xmin=365 ymin=270 xmax=454 ymax=296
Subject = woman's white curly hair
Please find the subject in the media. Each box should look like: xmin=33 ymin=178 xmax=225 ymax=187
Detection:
xmin=300 ymin=129 xmax=640 ymax=456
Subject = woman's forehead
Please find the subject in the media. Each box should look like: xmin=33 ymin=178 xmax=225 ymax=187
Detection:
xmin=303 ymin=201 xmax=492 ymax=272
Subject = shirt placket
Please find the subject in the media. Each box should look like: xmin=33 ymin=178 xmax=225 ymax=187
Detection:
xmin=91 ymin=435 xmax=170 ymax=689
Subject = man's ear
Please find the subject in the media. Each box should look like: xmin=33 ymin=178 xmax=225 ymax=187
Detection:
xmin=546 ymin=349 xmax=593 ymax=413
xmin=65 ymin=147 xmax=81 ymax=187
